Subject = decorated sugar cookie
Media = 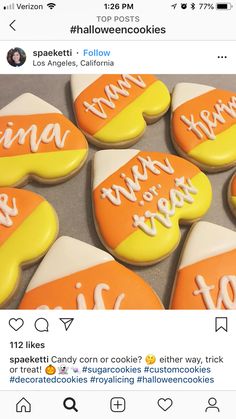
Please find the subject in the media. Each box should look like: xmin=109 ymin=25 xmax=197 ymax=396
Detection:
xmin=0 ymin=93 xmax=88 ymax=187
xmin=228 ymin=172 xmax=236 ymax=217
xmin=171 ymin=83 xmax=236 ymax=172
xmin=71 ymin=74 xmax=170 ymax=148
xmin=0 ymin=188 xmax=58 ymax=307
xmin=92 ymin=150 xmax=212 ymax=265
xmin=19 ymin=237 xmax=164 ymax=310
xmin=170 ymin=222 xmax=236 ymax=309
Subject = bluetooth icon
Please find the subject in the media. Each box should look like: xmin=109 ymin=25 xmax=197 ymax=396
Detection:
xmin=191 ymin=2 xmax=196 ymax=9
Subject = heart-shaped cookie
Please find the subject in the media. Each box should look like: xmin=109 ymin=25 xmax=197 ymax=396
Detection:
xmin=170 ymin=222 xmax=236 ymax=309
xmin=19 ymin=237 xmax=163 ymax=310
xmin=71 ymin=74 xmax=170 ymax=148
xmin=92 ymin=150 xmax=212 ymax=265
xmin=228 ymin=172 xmax=236 ymax=217
xmin=0 ymin=93 xmax=88 ymax=186
xmin=171 ymin=83 xmax=236 ymax=172
xmin=0 ymin=188 xmax=58 ymax=307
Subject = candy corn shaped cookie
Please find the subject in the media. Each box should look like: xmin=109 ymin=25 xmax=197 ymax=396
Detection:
xmin=171 ymin=83 xmax=236 ymax=172
xmin=0 ymin=188 xmax=58 ymax=307
xmin=19 ymin=237 xmax=164 ymax=310
xmin=228 ymin=172 xmax=236 ymax=217
xmin=170 ymin=222 xmax=236 ymax=309
xmin=71 ymin=74 xmax=170 ymax=148
xmin=92 ymin=150 xmax=212 ymax=265
xmin=0 ymin=93 xmax=88 ymax=186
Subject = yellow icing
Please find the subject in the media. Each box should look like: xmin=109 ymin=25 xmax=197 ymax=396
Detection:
xmin=0 ymin=201 xmax=58 ymax=305
xmin=188 ymin=124 xmax=236 ymax=166
xmin=231 ymin=196 xmax=236 ymax=209
xmin=114 ymin=172 xmax=212 ymax=264
xmin=94 ymin=80 xmax=170 ymax=143
xmin=0 ymin=149 xmax=88 ymax=186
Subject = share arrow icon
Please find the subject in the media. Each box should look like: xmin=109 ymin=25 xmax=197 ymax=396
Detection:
xmin=59 ymin=318 xmax=74 ymax=331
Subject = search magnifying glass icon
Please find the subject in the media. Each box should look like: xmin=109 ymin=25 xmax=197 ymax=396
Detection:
xmin=63 ymin=397 xmax=78 ymax=412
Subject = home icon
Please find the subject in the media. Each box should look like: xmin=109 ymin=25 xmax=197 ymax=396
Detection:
xmin=16 ymin=397 xmax=31 ymax=413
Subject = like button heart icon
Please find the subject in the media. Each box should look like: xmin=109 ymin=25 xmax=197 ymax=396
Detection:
xmin=157 ymin=398 xmax=173 ymax=411
xmin=9 ymin=318 xmax=24 ymax=331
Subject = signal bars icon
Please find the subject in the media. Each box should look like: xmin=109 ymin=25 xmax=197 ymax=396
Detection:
xmin=3 ymin=3 xmax=14 ymax=9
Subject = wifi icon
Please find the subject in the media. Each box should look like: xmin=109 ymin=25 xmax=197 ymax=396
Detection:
xmin=47 ymin=2 xmax=56 ymax=9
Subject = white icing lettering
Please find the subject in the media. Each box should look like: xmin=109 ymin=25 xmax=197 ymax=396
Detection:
xmin=0 ymin=122 xmax=70 ymax=153
xmin=101 ymin=156 xmax=174 ymax=206
xmin=180 ymin=96 xmax=236 ymax=140
xmin=0 ymin=194 xmax=18 ymax=227
xmin=76 ymin=283 xmax=125 ymax=310
xmin=133 ymin=177 xmax=198 ymax=236
xmin=193 ymin=275 xmax=236 ymax=309
xmin=83 ymin=74 xmax=146 ymax=119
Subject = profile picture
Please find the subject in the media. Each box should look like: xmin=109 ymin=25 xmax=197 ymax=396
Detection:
xmin=7 ymin=47 xmax=26 ymax=67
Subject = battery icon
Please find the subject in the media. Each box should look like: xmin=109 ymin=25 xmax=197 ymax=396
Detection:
xmin=216 ymin=3 xmax=233 ymax=9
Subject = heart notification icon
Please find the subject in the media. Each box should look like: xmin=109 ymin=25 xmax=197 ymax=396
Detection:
xmin=157 ymin=398 xmax=173 ymax=411
xmin=9 ymin=318 xmax=24 ymax=331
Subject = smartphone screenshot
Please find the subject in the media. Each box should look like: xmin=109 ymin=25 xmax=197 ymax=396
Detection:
xmin=0 ymin=0 xmax=235 ymax=417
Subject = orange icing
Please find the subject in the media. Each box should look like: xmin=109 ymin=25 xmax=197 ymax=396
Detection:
xmin=74 ymin=74 xmax=157 ymax=135
xmin=170 ymin=248 xmax=236 ymax=309
xmin=172 ymin=89 xmax=236 ymax=153
xmin=19 ymin=260 xmax=163 ymax=309
xmin=231 ymin=173 xmax=236 ymax=196
xmin=0 ymin=113 xmax=87 ymax=157
xmin=93 ymin=152 xmax=199 ymax=249
xmin=0 ymin=188 xmax=43 ymax=246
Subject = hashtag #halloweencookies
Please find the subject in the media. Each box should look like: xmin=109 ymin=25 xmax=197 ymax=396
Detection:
xmin=0 ymin=93 xmax=88 ymax=186
xmin=92 ymin=150 xmax=212 ymax=265
xmin=71 ymin=74 xmax=170 ymax=148
xmin=170 ymin=222 xmax=236 ymax=309
xmin=19 ymin=237 xmax=164 ymax=310
xmin=0 ymin=188 xmax=58 ymax=307
xmin=171 ymin=83 xmax=236 ymax=172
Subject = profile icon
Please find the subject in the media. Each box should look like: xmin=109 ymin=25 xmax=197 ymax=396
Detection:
xmin=205 ymin=397 xmax=220 ymax=413
xmin=7 ymin=47 xmax=26 ymax=67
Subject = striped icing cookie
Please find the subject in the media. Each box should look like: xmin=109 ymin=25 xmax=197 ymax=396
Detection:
xmin=19 ymin=237 xmax=164 ymax=310
xmin=170 ymin=222 xmax=236 ymax=310
xmin=71 ymin=74 xmax=170 ymax=148
xmin=92 ymin=150 xmax=212 ymax=265
xmin=228 ymin=172 xmax=236 ymax=217
xmin=0 ymin=93 xmax=88 ymax=187
xmin=171 ymin=83 xmax=236 ymax=172
xmin=0 ymin=188 xmax=58 ymax=307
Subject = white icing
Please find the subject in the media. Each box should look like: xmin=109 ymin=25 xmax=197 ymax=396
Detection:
xmin=0 ymin=194 xmax=18 ymax=227
xmin=0 ymin=121 xmax=70 ymax=152
xmin=171 ymin=83 xmax=215 ymax=112
xmin=93 ymin=150 xmax=139 ymax=189
xmin=76 ymin=282 xmax=125 ymax=310
xmin=83 ymin=74 xmax=146 ymax=119
xmin=133 ymin=177 xmax=197 ymax=236
xmin=193 ymin=275 xmax=236 ymax=309
xmin=26 ymin=237 xmax=114 ymax=292
xmin=179 ymin=222 xmax=236 ymax=269
xmin=100 ymin=156 xmax=174 ymax=206
xmin=71 ymin=75 xmax=101 ymax=101
xmin=0 ymin=93 xmax=61 ymax=116
xmin=180 ymin=96 xmax=236 ymax=140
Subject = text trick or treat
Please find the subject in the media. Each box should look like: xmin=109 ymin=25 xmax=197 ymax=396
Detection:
xmin=92 ymin=150 xmax=212 ymax=265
